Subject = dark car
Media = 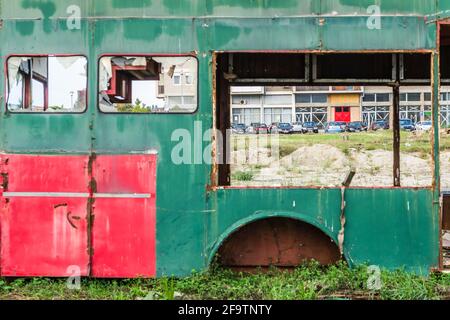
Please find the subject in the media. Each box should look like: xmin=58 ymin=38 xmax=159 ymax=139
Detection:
xmin=231 ymin=123 xmax=247 ymax=134
xmin=277 ymin=123 xmax=294 ymax=134
xmin=371 ymin=120 xmax=390 ymax=131
xmin=347 ymin=121 xmax=368 ymax=132
xmin=302 ymin=122 xmax=319 ymax=134
xmin=399 ymin=119 xmax=415 ymax=131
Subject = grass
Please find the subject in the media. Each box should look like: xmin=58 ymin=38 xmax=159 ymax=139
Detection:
xmin=276 ymin=130 xmax=436 ymax=156
xmin=0 ymin=263 xmax=448 ymax=300
xmin=231 ymin=130 xmax=450 ymax=158
xmin=232 ymin=170 xmax=254 ymax=181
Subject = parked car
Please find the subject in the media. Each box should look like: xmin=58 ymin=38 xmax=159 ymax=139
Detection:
xmin=292 ymin=122 xmax=303 ymax=133
xmin=269 ymin=122 xmax=280 ymax=134
xmin=346 ymin=121 xmax=368 ymax=132
xmin=325 ymin=121 xmax=346 ymax=133
xmin=248 ymin=123 xmax=269 ymax=134
xmin=302 ymin=122 xmax=319 ymax=134
xmin=415 ymin=121 xmax=432 ymax=131
xmin=231 ymin=123 xmax=247 ymax=134
xmin=277 ymin=123 xmax=294 ymax=134
xmin=246 ymin=123 xmax=259 ymax=134
xmin=399 ymin=119 xmax=416 ymax=131
xmin=371 ymin=120 xmax=390 ymax=131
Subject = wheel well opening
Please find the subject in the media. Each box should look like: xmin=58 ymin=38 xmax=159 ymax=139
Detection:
xmin=215 ymin=217 xmax=342 ymax=270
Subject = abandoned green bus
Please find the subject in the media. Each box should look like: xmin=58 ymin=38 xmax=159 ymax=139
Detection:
xmin=0 ymin=0 xmax=449 ymax=278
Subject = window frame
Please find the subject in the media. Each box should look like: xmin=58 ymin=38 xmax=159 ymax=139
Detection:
xmin=5 ymin=54 xmax=89 ymax=114
xmin=185 ymin=73 xmax=193 ymax=85
xmin=97 ymin=53 xmax=199 ymax=115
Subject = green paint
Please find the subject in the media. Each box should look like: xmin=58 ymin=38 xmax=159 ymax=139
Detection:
xmin=111 ymin=0 xmax=152 ymax=9
xmin=21 ymin=0 xmax=56 ymax=18
xmin=15 ymin=21 xmax=35 ymax=36
xmin=0 ymin=0 xmax=444 ymax=277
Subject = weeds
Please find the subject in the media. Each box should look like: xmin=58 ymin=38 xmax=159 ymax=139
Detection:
xmin=1 ymin=263 xmax=447 ymax=300
xmin=0 ymin=263 xmax=450 ymax=300
xmin=233 ymin=171 xmax=254 ymax=181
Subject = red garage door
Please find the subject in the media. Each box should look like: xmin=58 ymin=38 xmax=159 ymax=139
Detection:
xmin=0 ymin=154 xmax=157 ymax=278
xmin=335 ymin=107 xmax=351 ymax=123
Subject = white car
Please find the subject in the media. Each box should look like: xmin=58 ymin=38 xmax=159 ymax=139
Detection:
xmin=415 ymin=121 xmax=432 ymax=131
xmin=292 ymin=122 xmax=303 ymax=133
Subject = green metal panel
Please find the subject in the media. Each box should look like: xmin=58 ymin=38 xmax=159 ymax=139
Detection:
xmin=435 ymin=0 xmax=450 ymax=21
xmin=0 ymin=19 xmax=91 ymax=153
xmin=207 ymin=18 xmax=320 ymax=50
xmin=0 ymin=0 xmax=91 ymax=20
xmin=320 ymin=0 xmax=435 ymax=15
xmin=0 ymin=0 xmax=443 ymax=276
xmin=439 ymin=0 xmax=450 ymax=14
xmin=184 ymin=188 xmax=439 ymax=277
xmin=344 ymin=189 xmax=438 ymax=274
xmin=0 ymin=0 xmax=438 ymax=18
xmin=320 ymin=17 xmax=435 ymax=50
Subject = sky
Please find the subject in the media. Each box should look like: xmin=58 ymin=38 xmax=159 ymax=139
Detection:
xmin=132 ymin=81 xmax=165 ymax=108
xmin=48 ymin=57 xmax=87 ymax=109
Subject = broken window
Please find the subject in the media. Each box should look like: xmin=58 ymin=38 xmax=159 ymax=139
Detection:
xmin=399 ymin=106 xmax=421 ymax=123
xmin=98 ymin=56 xmax=197 ymax=113
xmin=6 ymin=56 xmax=87 ymax=112
xmin=441 ymin=105 xmax=450 ymax=128
xmin=215 ymin=52 xmax=433 ymax=188
xmin=295 ymin=107 xmax=328 ymax=128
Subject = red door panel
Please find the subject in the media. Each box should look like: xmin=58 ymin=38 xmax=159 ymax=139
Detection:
xmin=93 ymin=155 xmax=156 ymax=194
xmin=0 ymin=154 xmax=157 ymax=278
xmin=91 ymin=155 xmax=157 ymax=278
xmin=0 ymin=155 xmax=90 ymax=277
xmin=1 ymin=155 xmax=89 ymax=192
xmin=1 ymin=198 xmax=89 ymax=277
xmin=91 ymin=198 xmax=156 ymax=278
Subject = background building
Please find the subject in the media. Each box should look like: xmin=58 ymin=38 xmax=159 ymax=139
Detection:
xmin=231 ymin=85 xmax=450 ymax=128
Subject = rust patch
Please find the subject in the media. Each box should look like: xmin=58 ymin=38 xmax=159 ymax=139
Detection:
xmin=53 ymin=203 xmax=68 ymax=209
xmin=443 ymin=195 xmax=450 ymax=230
xmin=218 ymin=218 xmax=341 ymax=268
xmin=86 ymin=152 xmax=97 ymax=272
xmin=1 ymin=172 xmax=9 ymax=191
xmin=209 ymin=52 xmax=218 ymax=190
xmin=391 ymin=81 xmax=401 ymax=187
xmin=66 ymin=212 xmax=77 ymax=229
xmin=338 ymin=187 xmax=346 ymax=256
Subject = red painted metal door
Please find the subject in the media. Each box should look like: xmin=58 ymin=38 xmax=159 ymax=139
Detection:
xmin=335 ymin=107 xmax=351 ymax=122
xmin=91 ymin=155 xmax=157 ymax=278
xmin=0 ymin=155 xmax=90 ymax=277
xmin=0 ymin=154 xmax=157 ymax=278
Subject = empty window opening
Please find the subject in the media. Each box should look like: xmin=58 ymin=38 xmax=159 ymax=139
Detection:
xmin=441 ymin=24 xmax=450 ymax=271
xmin=214 ymin=52 xmax=433 ymax=188
xmin=442 ymin=194 xmax=450 ymax=270
xmin=98 ymin=55 xmax=197 ymax=113
xmin=440 ymin=24 xmax=450 ymax=192
xmin=7 ymin=56 xmax=87 ymax=112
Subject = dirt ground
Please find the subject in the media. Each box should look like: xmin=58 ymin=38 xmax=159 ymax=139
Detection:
xmin=229 ymin=132 xmax=450 ymax=188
